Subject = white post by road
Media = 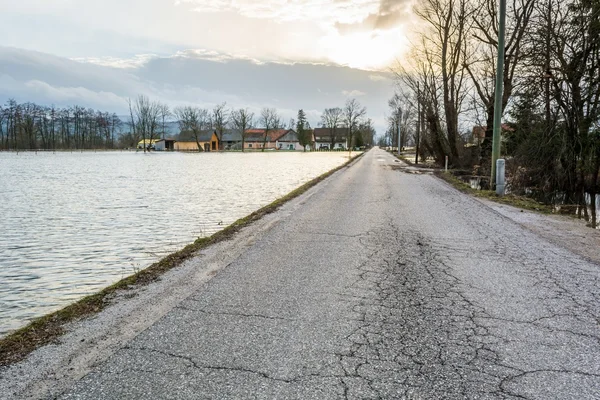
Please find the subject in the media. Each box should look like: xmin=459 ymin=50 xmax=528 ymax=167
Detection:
xmin=496 ymin=159 xmax=506 ymax=196
xmin=445 ymin=156 xmax=448 ymax=172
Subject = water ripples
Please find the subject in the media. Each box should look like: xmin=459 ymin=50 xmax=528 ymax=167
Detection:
xmin=0 ymin=151 xmax=349 ymax=336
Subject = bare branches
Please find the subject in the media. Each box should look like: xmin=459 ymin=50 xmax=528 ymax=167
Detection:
xmin=259 ymin=108 xmax=281 ymax=152
xmin=212 ymin=103 xmax=229 ymax=150
xmin=321 ymin=107 xmax=343 ymax=149
xmin=174 ymin=106 xmax=209 ymax=152
xmin=344 ymin=98 xmax=367 ymax=151
xmin=231 ymin=108 xmax=254 ymax=152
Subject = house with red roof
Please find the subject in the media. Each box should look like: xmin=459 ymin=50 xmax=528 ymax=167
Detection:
xmin=244 ymin=129 xmax=293 ymax=150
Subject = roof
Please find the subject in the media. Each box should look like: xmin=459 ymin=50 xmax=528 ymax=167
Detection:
xmin=277 ymin=130 xmax=299 ymax=142
xmin=313 ymin=128 xmax=349 ymax=141
xmin=137 ymin=139 xmax=161 ymax=145
xmin=221 ymin=130 xmax=243 ymax=142
xmin=244 ymin=129 xmax=290 ymax=142
xmin=179 ymin=130 xmax=218 ymax=142
xmin=155 ymin=138 xmax=177 ymax=143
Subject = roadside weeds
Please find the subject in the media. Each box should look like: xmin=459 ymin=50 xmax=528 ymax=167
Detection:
xmin=435 ymin=171 xmax=553 ymax=214
xmin=388 ymin=150 xmax=552 ymax=214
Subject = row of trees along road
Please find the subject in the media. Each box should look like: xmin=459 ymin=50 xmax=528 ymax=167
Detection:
xmin=318 ymin=98 xmax=375 ymax=149
xmin=1 ymin=95 xmax=374 ymax=153
xmin=390 ymin=0 xmax=600 ymax=225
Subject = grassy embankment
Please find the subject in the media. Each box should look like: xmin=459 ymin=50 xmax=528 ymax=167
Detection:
xmin=0 ymin=152 xmax=364 ymax=367
xmin=393 ymin=151 xmax=552 ymax=214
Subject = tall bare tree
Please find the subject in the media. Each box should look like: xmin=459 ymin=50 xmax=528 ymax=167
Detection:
xmin=414 ymin=0 xmax=474 ymax=164
xmin=212 ymin=102 xmax=229 ymax=151
xmin=466 ymin=0 xmax=535 ymax=170
xmin=231 ymin=108 xmax=254 ymax=152
xmin=174 ymin=106 xmax=209 ymax=152
xmin=343 ymin=98 xmax=366 ymax=153
xmin=159 ymin=104 xmax=171 ymax=140
xmin=320 ymin=107 xmax=343 ymax=150
xmin=129 ymin=95 xmax=161 ymax=153
xmin=259 ymin=108 xmax=281 ymax=152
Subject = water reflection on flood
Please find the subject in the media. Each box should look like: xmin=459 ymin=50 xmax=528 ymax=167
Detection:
xmin=0 ymin=151 xmax=350 ymax=336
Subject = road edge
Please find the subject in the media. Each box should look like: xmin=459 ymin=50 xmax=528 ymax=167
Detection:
xmin=0 ymin=151 xmax=366 ymax=367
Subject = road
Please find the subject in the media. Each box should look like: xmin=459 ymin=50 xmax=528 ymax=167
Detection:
xmin=15 ymin=148 xmax=600 ymax=398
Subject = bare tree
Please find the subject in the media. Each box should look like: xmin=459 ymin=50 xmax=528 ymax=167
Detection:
xmin=343 ymin=98 xmax=366 ymax=153
xmin=159 ymin=104 xmax=171 ymax=140
xmin=174 ymin=106 xmax=209 ymax=152
xmin=231 ymin=108 xmax=254 ymax=152
xmin=414 ymin=0 xmax=474 ymax=164
xmin=466 ymin=0 xmax=535 ymax=170
xmin=212 ymin=102 xmax=229 ymax=151
xmin=129 ymin=95 xmax=161 ymax=153
xmin=259 ymin=108 xmax=281 ymax=152
xmin=320 ymin=107 xmax=343 ymax=150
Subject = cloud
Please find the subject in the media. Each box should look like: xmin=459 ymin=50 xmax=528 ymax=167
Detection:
xmin=24 ymin=80 xmax=129 ymax=110
xmin=342 ymin=90 xmax=367 ymax=97
xmin=71 ymin=55 xmax=159 ymax=69
xmin=335 ymin=0 xmax=414 ymax=34
xmin=369 ymin=74 xmax=389 ymax=82
xmin=181 ymin=0 xmax=382 ymax=24
xmin=0 ymin=46 xmax=395 ymax=133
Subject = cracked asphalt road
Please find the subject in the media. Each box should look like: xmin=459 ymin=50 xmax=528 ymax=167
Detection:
xmin=58 ymin=148 xmax=600 ymax=399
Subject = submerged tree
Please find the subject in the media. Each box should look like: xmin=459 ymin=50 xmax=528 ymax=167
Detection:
xmin=231 ymin=108 xmax=254 ymax=152
xmin=174 ymin=106 xmax=209 ymax=152
xmin=259 ymin=108 xmax=281 ymax=152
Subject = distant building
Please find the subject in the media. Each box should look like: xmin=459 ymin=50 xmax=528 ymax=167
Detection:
xmin=221 ymin=130 xmax=243 ymax=150
xmin=137 ymin=139 xmax=161 ymax=150
xmin=175 ymin=131 xmax=219 ymax=152
xmin=275 ymin=130 xmax=312 ymax=151
xmin=244 ymin=129 xmax=289 ymax=150
xmin=154 ymin=138 xmax=177 ymax=151
xmin=313 ymin=128 xmax=349 ymax=150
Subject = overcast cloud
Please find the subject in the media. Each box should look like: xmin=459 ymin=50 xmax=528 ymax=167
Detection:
xmin=0 ymin=0 xmax=413 ymax=134
xmin=0 ymin=47 xmax=395 ymax=131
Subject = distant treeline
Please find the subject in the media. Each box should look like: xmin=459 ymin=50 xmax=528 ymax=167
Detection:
xmin=0 ymin=99 xmax=127 ymax=151
xmin=1 ymin=96 xmax=377 ymax=152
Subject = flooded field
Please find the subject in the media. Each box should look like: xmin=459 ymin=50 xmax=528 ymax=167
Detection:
xmin=0 ymin=151 xmax=351 ymax=336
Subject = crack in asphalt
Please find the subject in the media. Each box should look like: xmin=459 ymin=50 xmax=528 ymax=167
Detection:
xmin=51 ymin=149 xmax=600 ymax=400
xmin=325 ymin=214 xmax=600 ymax=399
xmin=174 ymin=305 xmax=294 ymax=322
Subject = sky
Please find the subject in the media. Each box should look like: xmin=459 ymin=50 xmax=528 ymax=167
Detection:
xmin=0 ymin=0 xmax=416 ymax=132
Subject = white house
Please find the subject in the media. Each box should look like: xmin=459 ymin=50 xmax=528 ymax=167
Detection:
xmin=276 ymin=130 xmax=303 ymax=151
xmin=154 ymin=138 xmax=176 ymax=151
xmin=313 ymin=128 xmax=348 ymax=150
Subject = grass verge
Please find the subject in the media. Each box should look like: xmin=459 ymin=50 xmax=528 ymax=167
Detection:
xmin=0 ymin=152 xmax=365 ymax=367
xmin=436 ymin=171 xmax=553 ymax=214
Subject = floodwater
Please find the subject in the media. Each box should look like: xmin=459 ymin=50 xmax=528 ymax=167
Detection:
xmin=0 ymin=151 xmax=351 ymax=336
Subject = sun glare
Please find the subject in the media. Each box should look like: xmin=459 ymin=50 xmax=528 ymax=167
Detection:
xmin=322 ymin=29 xmax=409 ymax=71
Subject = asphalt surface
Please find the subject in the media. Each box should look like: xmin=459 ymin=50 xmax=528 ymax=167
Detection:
xmin=49 ymin=148 xmax=600 ymax=398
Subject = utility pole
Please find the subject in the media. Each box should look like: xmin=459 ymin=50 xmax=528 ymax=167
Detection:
xmin=397 ymin=108 xmax=402 ymax=154
xmin=491 ymin=0 xmax=507 ymax=188
xmin=415 ymin=82 xmax=421 ymax=165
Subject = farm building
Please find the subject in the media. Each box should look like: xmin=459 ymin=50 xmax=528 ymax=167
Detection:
xmin=175 ymin=131 xmax=219 ymax=152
